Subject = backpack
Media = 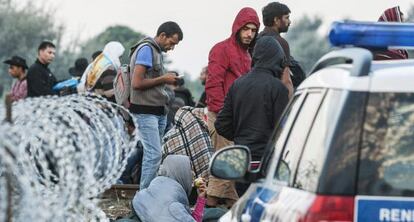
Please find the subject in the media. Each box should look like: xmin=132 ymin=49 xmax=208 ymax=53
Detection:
xmin=289 ymin=56 xmax=306 ymax=88
xmin=113 ymin=64 xmax=131 ymax=107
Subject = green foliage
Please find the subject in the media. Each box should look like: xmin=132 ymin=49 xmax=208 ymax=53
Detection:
xmin=78 ymin=25 xmax=174 ymax=67
xmin=0 ymin=1 xmax=332 ymax=100
xmin=285 ymin=15 xmax=331 ymax=74
xmin=78 ymin=25 xmax=145 ymax=63
xmin=0 ymin=0 xmax=71 ymax=93
xmin=286 ymin=15 xmax=323 ymax=41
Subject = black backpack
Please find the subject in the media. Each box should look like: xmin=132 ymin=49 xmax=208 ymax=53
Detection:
xmin=289 ymin=57 xmax=306 ymax=87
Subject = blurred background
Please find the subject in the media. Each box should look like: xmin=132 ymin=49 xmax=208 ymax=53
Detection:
xmin=0 ymin=0 xmax=413 ymax=100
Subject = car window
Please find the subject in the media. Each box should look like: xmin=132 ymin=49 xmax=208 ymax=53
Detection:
xmin=317 ymin=91 xmax=367 ymax=195
xmin=274 ymin=91 xmax=324 ymax=184
xmin=261 ymin=93 xmax=302 ymax=176
xmin=358 ymin=92 xmax=414 ymax=197
xmin=293 ymin=90 xmax=343 ymax=192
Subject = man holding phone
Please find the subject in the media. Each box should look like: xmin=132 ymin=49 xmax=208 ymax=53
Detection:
xmin=130 ymin=21 xmax=183 ymax=189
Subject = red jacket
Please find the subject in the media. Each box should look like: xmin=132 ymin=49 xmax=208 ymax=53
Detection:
xmin=205 ymin=7 xmax=260 ymax=113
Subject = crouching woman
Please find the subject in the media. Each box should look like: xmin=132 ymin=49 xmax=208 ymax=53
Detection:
xmin=132 ymin=155 xmax=206 ymax=222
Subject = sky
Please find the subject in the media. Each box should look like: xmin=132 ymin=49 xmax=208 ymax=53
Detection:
xmin=27 ymin=0 xmax=414 ymax=79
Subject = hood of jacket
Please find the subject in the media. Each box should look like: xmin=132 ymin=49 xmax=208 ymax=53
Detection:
xmin=375 ymin=6 xmax=408 ymax=60
xmin=252 ymin=36 xmax=286 ymax=77
xmin=378 ymin=6 xmax=403 ymax=22
xmin=132 ymin=176 xmax=193 ymax=222
xmin=231 ymin=7 xmax=260 ymax=42
xmin=132 ymin=156 xmax=193 ymax=222
xmin=158 ymin=155 xmax=193 ymax=196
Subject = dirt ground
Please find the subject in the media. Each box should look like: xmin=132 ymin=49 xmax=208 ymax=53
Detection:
xmin=99 ymin=185 xmax=138 ymax=220
xmin=99 ymin=197 xmax=132 ymax=220
xmin=98 ymin=185 xmax=202 ymax=220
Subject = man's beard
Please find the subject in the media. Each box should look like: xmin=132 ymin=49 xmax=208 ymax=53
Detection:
xmin=242 ymin=38 xmax=253 ymax=45
xmin=279 ymin=24 xmax=289 ymax=33
xmin=237 ymin=35 xmax=252 ymax=47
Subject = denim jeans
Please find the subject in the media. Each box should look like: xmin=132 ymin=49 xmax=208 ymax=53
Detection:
xmin=134 ymin=114 xmax=167 ymax=189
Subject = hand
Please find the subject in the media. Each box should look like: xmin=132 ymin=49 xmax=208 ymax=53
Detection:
xmin=163 ymin=73 xmax=179 ymax=85
xmin=195 ymin=178 xmax=207 ymax=198
xmin=5 ymin=93 xmax=12 ymax=102
xmin=127 ymin=122 xmax=135 ymax=135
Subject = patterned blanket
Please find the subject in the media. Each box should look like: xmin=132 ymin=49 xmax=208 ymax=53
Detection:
xmin=162 ymin=107 xmax=213 ymax=179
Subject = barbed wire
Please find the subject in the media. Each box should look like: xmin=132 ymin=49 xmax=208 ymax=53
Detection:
xmin=0 ymin=93 xmax=138 ymax=222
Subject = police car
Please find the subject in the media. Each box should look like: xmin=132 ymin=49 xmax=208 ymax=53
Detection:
xmin=209 ymin=21 xmax=414 ymax=222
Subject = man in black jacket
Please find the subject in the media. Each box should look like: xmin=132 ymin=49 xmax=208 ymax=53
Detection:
xmin=215 ymin=36 xmax=289 ymax=162
xmin=27 ymin=41 xmax=57 ymax=97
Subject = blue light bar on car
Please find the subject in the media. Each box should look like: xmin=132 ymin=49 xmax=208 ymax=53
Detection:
xmin=329 ymin=21 xmax=414 ymax=48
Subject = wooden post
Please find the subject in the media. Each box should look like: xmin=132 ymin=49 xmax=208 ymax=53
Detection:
xmin=5 ymin=94 xmax=12 ymax=123
xmin=4 ymin=95 xmax=13 ymax=221
xmin=6 ymin=173 xmax=12 ymax=222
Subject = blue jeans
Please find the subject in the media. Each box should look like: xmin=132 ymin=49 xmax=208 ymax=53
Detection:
xmin=134 ymin=114 xmax=167 ymax=189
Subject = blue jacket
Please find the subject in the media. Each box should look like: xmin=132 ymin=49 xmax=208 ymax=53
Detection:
xmin=132 ymin=176 xmax=195 ymax=222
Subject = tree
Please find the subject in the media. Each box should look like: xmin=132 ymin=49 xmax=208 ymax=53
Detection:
xmin=0 ymin=0 xmax=76 ymax=94
xmin=78 ymin=25 xmax=145 ymax=63
xmin=285 ymin=15 xmax=331 ymax=74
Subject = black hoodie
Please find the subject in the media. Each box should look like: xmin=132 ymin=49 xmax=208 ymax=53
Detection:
xmin=215 ymin=36 xmax=289 ymax=161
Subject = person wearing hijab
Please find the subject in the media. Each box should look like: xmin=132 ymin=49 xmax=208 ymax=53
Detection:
xmin=132 ymin=155 xmax=206 ymax=222
xmin=374 ymin=6 xmax=409 ymax=60
xmin=77 ymin=41 xmax=125 ymax=102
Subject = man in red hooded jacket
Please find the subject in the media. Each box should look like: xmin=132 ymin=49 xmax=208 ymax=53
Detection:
xmin=205 ymin=7 xmax=260 ymax=208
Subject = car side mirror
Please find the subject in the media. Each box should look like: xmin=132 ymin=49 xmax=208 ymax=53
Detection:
xmin=209 ymin=145 xmax=251 ymax=180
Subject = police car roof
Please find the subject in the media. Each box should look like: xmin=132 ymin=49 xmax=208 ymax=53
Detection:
xmin=299 ymin=20 xmax=414 ymax=93
xmin=298 ymin=59 xmax=414 ymax=92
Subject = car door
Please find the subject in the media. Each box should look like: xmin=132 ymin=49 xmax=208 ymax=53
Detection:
xmin=261 ymin=88 xmax=360 ymax=222
xmin=236 ymin=89 xmax=326 ymax=222
xmin=356 ymin=92 xmax=414 ymax=222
